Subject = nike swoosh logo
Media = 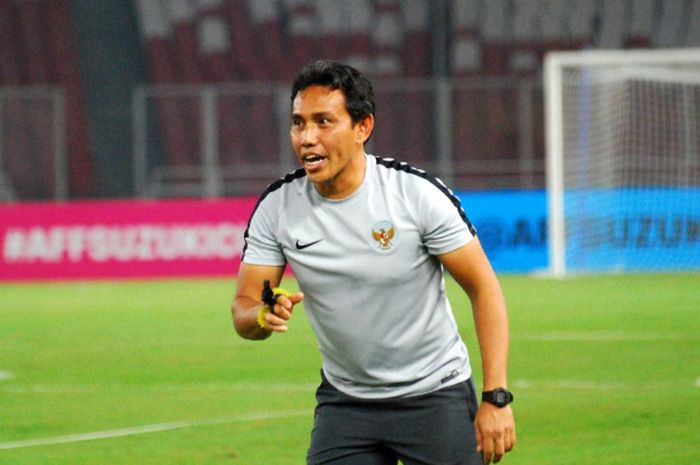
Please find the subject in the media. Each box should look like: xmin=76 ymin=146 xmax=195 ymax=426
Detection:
xmin=295 ymin=239 xmax=323 ymax=250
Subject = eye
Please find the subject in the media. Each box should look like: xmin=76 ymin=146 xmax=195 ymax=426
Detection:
xmin=291 ymin=117 xmax=304 ymax=128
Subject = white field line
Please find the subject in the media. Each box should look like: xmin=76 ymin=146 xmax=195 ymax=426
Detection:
xmin=0 ymin=370 xmax=14 ymax=381
xmin=512 ymin=331 xmax=698 ymax=342
xmin=0 ymin=409 xmax=308 ymax=450
xmin=1 ymin=382 xmax=317 ymax=395
xmin=512 ymin=379 xmax=696 ymax=390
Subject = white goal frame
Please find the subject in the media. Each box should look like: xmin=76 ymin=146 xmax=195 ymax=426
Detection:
xmin=544 ymin=48 xmax=700 ymax=277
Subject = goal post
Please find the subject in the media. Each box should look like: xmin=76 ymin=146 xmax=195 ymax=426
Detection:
xmin=544 ymin=48 xmax=700 ymax=276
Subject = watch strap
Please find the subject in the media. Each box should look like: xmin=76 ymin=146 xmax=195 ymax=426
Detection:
xmin=481 ymin=388 xmax=514 ymax=407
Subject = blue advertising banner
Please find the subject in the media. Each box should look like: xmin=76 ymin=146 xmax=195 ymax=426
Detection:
xmin=457 ymin=191 xmax=547 ymax=273
xmin=564 ymin=188 xmax=700 ymax=272
xmin=458 ymin=189 xmax=700 ymax=273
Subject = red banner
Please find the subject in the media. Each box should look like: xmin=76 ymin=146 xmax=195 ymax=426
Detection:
xmin=0 ymin=198 xmax=257 ymax=281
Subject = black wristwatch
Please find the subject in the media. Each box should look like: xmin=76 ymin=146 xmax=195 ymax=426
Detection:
xmin=482 ymin=388 xmax=514 ymax=408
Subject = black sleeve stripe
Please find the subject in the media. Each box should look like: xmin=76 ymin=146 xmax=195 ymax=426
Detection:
xmin=240 ymin=168 xmax=307 ymax=261
xmin=374 ymin=156 xmax=477 ymax=236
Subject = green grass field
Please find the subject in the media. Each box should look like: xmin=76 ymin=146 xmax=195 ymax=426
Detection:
xmin=1 ymin=274 xmax=698 ymax=464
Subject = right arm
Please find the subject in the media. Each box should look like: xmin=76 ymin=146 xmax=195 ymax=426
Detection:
xmin=232 ymin=262 xmax=304 ymax=340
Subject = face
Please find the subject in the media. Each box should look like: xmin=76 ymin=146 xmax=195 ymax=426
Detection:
xmin=290 ymin=85 xmax=373 ymax=199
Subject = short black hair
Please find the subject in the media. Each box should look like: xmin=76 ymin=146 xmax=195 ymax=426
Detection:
xmin=290 ymin=60 xmax=375 ymax=123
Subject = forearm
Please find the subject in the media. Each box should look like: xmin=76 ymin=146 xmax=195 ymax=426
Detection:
xmin=471 ymin=284 xmax=510 ymax=390
xmin=232 ymin=297 xmax=271 ymax=340
xmin=438 ymin=231 xmax=515 ymax=463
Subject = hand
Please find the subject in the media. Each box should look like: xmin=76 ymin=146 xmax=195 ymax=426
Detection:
xmin=259 ymin=292 xmax=304 ymax=332
xmin=475 ymin=403 xmax=516 ymax=464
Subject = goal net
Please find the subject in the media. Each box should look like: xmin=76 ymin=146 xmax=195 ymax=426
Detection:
xmin=544 ymin=49 xmax=700 ymax=276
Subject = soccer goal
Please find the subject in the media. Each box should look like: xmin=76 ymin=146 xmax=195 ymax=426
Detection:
xmin=544 ymin=48 xmax=700 ymax=276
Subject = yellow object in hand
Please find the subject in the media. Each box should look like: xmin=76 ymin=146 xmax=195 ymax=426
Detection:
xmin=257 ymin=279 xmax=293 ymax=329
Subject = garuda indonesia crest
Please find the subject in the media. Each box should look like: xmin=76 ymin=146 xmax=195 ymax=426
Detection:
xmin=371 ymin=221 xmax=398 ymax=251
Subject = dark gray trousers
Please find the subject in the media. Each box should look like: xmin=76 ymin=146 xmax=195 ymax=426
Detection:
xmin=307 ymin=374 xmax=482 ymax=465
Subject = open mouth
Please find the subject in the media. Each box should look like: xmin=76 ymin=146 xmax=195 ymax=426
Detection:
xmin=303 ymin=154 xmax=326 ymax=170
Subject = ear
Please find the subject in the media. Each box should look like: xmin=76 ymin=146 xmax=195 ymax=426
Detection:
xmin=354 ymin=114 xmax=375 ymax=145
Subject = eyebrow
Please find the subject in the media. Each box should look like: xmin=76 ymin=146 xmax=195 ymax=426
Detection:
xmin=291 ymin=111 xmax=335 ymax=120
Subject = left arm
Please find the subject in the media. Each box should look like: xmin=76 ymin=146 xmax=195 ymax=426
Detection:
xmin=438 ymin=237 xmax=516 ymax=464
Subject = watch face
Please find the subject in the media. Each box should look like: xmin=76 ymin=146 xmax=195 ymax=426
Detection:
xmin=484 ymin=388 xmax=512 ymax=407
xmin=496 ymin=391 xmax=507 ymax=405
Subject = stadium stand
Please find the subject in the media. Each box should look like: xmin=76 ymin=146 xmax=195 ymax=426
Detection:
xmin=343 ymin=0 xmax=373 ymax=72
xmin=244 ymin=0 xmax=280 ymax=160
xmin=16 ymin=0 xmax=55 ymax=197
xmin=284 ymin=0 xmax=318 ymax=78
xmin=0 ymin=0 xmax=22 ymax=199
xmin=45 ymin=0 xmax=94 ymax=197
xmin=373 ymin=0 xmax=403 ymax=76
xmin=538 ymin=0 xmax=568 ymax=54
xmin=135 ymin=0 xmax=199 ymax=170
xmin=196 ymin=0 xmax=242 ymax=171
xmin=197 ymin=0 xmax=235 ymax=82
xmin=598 ymin=0 xmax=627 ymax=48
xmin=248 ymin=0 xmax=287 ymax=78
xmin=169 ymin=0 xmax=203 ymax=83
xmin=316 ymin=0 xmax=346 ymax=63
xmin=452 ymin=0 xmax=510 ymax=186
xmin=128 ymin=0 xmax=700 ymax=86
xmin=625 ymin=0 xmax=654 ymax=48
xmin=168 ymin=0 xmax=211 ymax=174
xmin=451 ymin=0 xmax=482 ymax=75
xmin=2 ymin=0 xmax=699 ymax=199
xmin=509 ymin=0 xmax=540 ymax=75
xmin=480 ymin=0 xmax=510 ymax=75
xmin=401 ymin=0 xmax=430 ymax=78
xmin=224 ymin=0 xmax=261 ymax=79
xmin=653 ymin=0 xmax=686 ymax=47
xmin=399 ymin=0 xmax=431 ymax=167
xmin=371 ymin=0 xmax=403 ymax=163
xmin=687 ymin=0 xmax=700 ymax=47
xmin=567 ymin=0 xmax=597 ymax=49
xmin=224 ymin=1 xmax=278 ymax=163
xmin=0 ymin=0 xmax=93 ymax=199
xmin=0 ymin=0 xmax=21 ymax=85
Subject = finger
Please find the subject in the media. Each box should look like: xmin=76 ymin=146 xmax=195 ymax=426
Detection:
xmin=270 ymin=295 xmax=292 ymax=317
xmin=482 ymin=447 xmax=494 ymax=465
xmin=273 ymin=301 xmax=292 ymax=319
xmin=505 ymin=428 xmax=516 ymax=452
xmin=276 ymin=292 xmax=304 ymax=310
xmin=264 ymin=312 xmax=289 ymax=332
xmin=494 ymin=432 xmax=506 ymax=462
xmin=481 ymin=439 xmax=495 ymax=465
xmin=289 ymin=291 xmax=304 ymax=304
xmin=475 ymin=423 xmax=483 ymax=453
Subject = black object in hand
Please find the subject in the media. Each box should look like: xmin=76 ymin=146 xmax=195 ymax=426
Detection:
xmin=261 ymin=279 xmax=277 ymax=313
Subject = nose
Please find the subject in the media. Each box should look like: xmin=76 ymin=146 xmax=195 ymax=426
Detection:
xmin=299 ymin=124 xmax=319 ymax=147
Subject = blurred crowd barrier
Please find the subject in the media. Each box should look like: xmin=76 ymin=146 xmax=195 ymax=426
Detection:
xmin=1 ymin=0 xmax=699 ymax=201
xmin=132 ymin=77 xmax=541 ymax=198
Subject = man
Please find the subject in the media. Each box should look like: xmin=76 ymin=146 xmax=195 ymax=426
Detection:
xmin=232 ymin=60 xmax=515 ymax=465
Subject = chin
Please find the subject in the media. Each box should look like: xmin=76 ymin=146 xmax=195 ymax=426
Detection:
xmin=305 ymin=167 xmax=329 ymax=181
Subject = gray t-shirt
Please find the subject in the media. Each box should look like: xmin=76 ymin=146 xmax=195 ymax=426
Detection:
xmin=242 ymin=155 xmax=477 ymax=398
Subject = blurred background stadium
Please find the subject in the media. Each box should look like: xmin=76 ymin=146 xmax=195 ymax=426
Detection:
xmin=2 ymin=0 xmax=699 ymax=201
xmin=1 ymin=2 xmax=699 ymax=464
